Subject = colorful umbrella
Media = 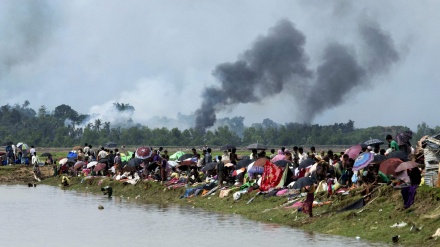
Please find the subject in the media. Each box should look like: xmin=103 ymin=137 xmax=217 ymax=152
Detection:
xmin=59 ymin=158 xmax=68 ymax=165
xmin=73 ymin=161 xmax=85 ymax=171
xmin=353 ymin=152 xmax=375 ymax=171
xmin=395 ymin=161 xmax=419 ymax=173
xmin=379 ymin=158 xmax=403 ymax=175
xmin=345 ymin=144 xmax=362 ymax=159
xmin=253 ymin=158 xmax=267 ymax=167
xmin=72 ymin=146 xmax=82 ymax=150
xmin=169 ymin=151 xmax=185 ymax=161
xmin=17 ymin=143 xmax=28 ymax=150
xmin=93 ymin=163 xmax=107 ymax=172
xmin=86 ymin=161 xmax=98 ymax=168
xmin=135 ymin=146 xmax=152 ymax=160
xmin=271 ymin=154 xmax=286 ymax=163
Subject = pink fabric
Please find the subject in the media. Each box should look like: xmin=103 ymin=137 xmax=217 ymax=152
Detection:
xmin=276 ymin=189 xmax=288 ymax=196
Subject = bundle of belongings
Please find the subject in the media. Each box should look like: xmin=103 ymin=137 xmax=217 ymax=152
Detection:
xmin=418 ymin=134 xmax=440 ymax=187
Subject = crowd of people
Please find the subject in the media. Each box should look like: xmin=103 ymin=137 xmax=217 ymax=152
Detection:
xmin=2 ymin=132 xmax=435 ymax=217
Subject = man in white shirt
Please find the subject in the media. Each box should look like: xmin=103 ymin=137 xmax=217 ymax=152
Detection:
xmin=298 ymin=147 xmax=308 ymax=164
xmin=98 ymin=147 xmax=108 ymax=161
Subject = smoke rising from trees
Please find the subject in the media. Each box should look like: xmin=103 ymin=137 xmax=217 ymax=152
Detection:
xmin=195 ymin=18 xmax=399 ymax=132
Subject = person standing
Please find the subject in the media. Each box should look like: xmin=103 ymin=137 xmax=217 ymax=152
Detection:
xmin=386 ymin=134 xmax=399 ymax=152
xmin=5 ymin=144 xmax=14 ymax=165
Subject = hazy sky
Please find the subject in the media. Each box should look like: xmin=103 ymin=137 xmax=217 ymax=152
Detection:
xmin=0 ymin=1 xmax=439 ymax=131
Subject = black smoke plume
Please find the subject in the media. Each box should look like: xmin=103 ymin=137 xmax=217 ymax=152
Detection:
xmin=195 ymin=19 xmax=312 ymax=131
xmin=195 ymin=18 xmax=399 ymax=132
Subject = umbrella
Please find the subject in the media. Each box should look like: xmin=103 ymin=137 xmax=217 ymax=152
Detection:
xmin=387 ymin=151 xmax=409 ymax=161
xmin=104 ymin=142 xmax=118 ymax=148
xmin=176 ymin=162 xmax=196 ymax=171
xmin=246 ymin=143 xmax=268 ymax=150
xmin=293 ymin=177 xmax=316 ymax=190
xmin=2 ymin=141 xmax=13 ymax=146
xmin=364 ymin=139 xmax=384 ymax=146
xmin=169 ymin=151 xmax=185 ymax=161
xmin=40 ymin=152 xmax=52 ymax=157
xmin=345 ymin=144 xmax=362 ymax=159
xmin=372 ymin=155 xmax=387 ymax=164
xmin=395 ymin=161 xmax=419 ymax=173
xmin=66 ymin=159 xmax=76 ymax=166
xmin=232 ymin=168 xmax=245 ymax=177
xmin=72 ymin=146 xmax=82 ymax=150
xmin=224 ymin=163 xmax=235 ymax=167
xmin=59 ymin=158 xmax=68 ymax=165
xmin=17 ymin=143 xmax=28 ymax=150
xmin=221 ymin=144 xmax=236 ymax=150
xmin=202 ymin=162 xmax=217 ymax=172
xmin=271 ymin=154 xmax=286 ymax=163
xmin=135 ymin=146 xmax=152 ymax=160
xmin=168 ymin=161 xmax=178 ymax=167
xmin=274 ymin=160 xmax=292 ymax=167
xmin=93 ymin=163 xmax=107 ymax=172
xmin=379 ymin=158 xmax=403 ymax=175
xmin=396 ymin=131 xmax=413 ymax=145
xmin=73 ymin=161 xmax=85 ymax=171
xmin=147 ymin=162 xmax=159 ymax=171
xmin=98 ymin=158 xmax=108 ymax=163
xmin=128 ymin=158 xmax=143 ymax=167
xmin=353 ymin=152 xmax=375 ymax=171
xmin=253 ymin=158 xmax=267 ymax=167
xmin=87 ymin=161 xmax=98 ymax=168
xmin=67 ymin=152 xmax=78 ymax=159
xmin=178 ymin=153 xmax=194 ymax=162
xmin=236 ymin=159 xmax=253 ymax=169
xmin=298 ymin=158 xmax=315 ymax=169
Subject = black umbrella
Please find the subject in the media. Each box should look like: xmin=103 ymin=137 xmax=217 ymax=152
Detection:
xmin=274 ymin=160 xmax=292 ymax=167
xmin=364 ymin=139 xmax=384 ymax=146
xmin=372 ymin=154 xmax=387 ymax=164
xmin=293 ymin=177 xmax=316 ymax=190
xmin=41 ymin=153 xmax=52 ymax=157
xmin=396 ymin=131 xmax=413 ymax=145
xmin=236 ymin=159 xmax=253 ymax=169
xmin=221 ymin=144 xmax=236 ymax=150
xmin=2 ymin=141 xmax=13 ymax=146
xmin=246 ymin=143 xmax=268 ymax=150
xmin=98 ymin=158 xmax=109 ymax=163
xmin=298 ymin=158 xmax=315 ymax=169
xmin=202 ymin=162 xmax=217 ymax=172
xmin=178 ymin=153 xmax=194 ymax=162
xmin=66 ymin=159 xmax=76 ymax=166
xmin=387 ymin=151 xmax=409 ymax=162
xmin=104 ymin=142 xmax=118 ymax=148
xmin=176 ymin=163 xmax=196 ymax=171
xmin=147 ymin=162 xmax=159 ymax=171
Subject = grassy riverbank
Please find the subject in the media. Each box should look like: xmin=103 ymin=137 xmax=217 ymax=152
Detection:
xmin=2 ymin=166 xmax=440 ymax=246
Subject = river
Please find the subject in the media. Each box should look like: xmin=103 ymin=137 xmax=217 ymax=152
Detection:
xmin=0 ymin=185 xmax=381 ymax=247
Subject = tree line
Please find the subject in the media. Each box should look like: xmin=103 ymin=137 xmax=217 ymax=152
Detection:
xmin=0 ymin=101 xmax=438 ymax=148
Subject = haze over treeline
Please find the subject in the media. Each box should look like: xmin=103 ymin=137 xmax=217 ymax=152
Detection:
xmin=0 ymin=101 xmax=438 ymax=148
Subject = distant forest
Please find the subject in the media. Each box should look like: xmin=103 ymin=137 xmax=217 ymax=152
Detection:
xmin=0 ymin=101 xmax=439 ymax=148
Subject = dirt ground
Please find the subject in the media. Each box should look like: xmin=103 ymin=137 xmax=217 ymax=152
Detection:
xmin=0 ymin=165 xmax=54 ymax=183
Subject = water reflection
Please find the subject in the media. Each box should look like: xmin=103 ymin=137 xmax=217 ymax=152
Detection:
xmin=0 ymin=185 xmax=384 ymax=247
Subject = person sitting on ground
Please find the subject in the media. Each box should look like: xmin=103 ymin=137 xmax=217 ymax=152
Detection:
xmin=187 ymin=168 xmax=202 ymax=185
xmin=170 ymin=167 xmax=180 ymax=180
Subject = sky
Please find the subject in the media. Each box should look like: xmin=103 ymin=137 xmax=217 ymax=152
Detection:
xmin=0 ymin=0 xmax=439 ymax=131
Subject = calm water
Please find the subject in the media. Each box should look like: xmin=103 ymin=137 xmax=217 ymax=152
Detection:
xmin=0 ymin=185 xmax=380 ymax=247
